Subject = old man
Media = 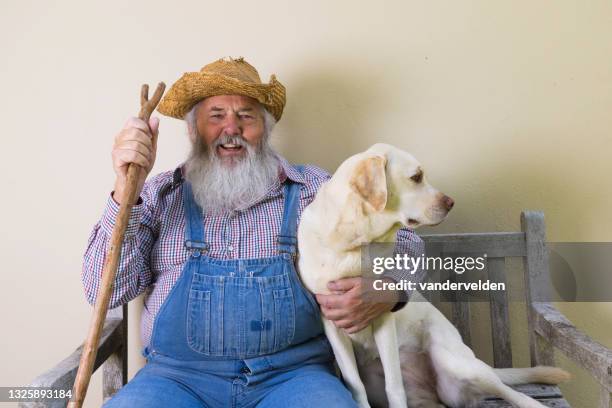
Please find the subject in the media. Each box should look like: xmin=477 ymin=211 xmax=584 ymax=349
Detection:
xmin=82 ymin=57 xmax=424 ymax=407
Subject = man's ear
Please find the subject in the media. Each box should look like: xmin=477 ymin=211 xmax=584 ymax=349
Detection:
xmin=349 ymin=155 xmax=388 ymax=212
xmin=187 ymin=122 xmax=197 ymax=143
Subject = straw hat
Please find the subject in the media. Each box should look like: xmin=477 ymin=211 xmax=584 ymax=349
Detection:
xmin=157 ymin=57 xmax=286 ymax=121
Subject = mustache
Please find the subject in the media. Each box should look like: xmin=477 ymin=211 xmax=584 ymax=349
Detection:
xmin=212 ymin=134 xmax=249 ymax=149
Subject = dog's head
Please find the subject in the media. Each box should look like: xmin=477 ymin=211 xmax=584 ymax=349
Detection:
xmin=347 ymin=143 xmax=454 ymax=229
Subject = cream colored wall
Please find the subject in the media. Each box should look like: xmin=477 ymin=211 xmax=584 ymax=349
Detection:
xmin=1 ymin=1 xmax=610 ymax=407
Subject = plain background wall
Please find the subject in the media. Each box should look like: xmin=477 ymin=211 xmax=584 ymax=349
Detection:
xmin=1 ymin=0 xmax=610 ymax=406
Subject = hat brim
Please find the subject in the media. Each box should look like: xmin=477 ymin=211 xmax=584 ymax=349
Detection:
xmin=157 ymin=71 xmax=286 ymax=121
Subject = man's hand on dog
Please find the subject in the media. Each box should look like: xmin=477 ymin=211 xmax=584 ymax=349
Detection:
xmin=315 ymin=277 xmax=400 ymax=334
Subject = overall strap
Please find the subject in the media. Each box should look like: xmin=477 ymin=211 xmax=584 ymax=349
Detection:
xmin=277 ymin=165 xmax=305 ymax=255
xmin=182 ymin=181 xmax=209 ymax=256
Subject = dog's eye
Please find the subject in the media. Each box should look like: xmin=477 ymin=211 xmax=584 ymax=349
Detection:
xmin=410 ymin=170 xmax=423 ymax=183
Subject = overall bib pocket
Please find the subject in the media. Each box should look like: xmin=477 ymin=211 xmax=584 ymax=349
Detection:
xmin=186 ymin=289 xmax=211 ymax=354
xmin=186 ymin=270 xmax=296 ymax=358
xmin=272 ymin=287 xmax=296 ymax=351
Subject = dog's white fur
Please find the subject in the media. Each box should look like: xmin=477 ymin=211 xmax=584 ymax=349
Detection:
xmin=297 ymin=144 xmax=569 ymax=408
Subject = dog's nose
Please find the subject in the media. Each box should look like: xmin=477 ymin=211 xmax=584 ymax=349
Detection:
xmin=442 ymin=195 xmax=455 ymax=211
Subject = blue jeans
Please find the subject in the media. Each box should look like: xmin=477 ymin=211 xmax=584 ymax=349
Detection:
xmin=102 ymin=353 xmax=356 ymax=408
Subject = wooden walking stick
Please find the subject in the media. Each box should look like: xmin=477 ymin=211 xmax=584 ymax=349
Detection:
xmin=67 ymin=82 xmax=165 ymax=408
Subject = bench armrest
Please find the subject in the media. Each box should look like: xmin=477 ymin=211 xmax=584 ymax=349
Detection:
xmin=532 ymin=302 xmax=612 ymax=389
xmin=19 ymin=316 xmax=124 ymax=408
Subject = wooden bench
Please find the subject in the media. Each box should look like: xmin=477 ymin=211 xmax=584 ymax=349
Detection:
xmin=21 ymin=211 xmax=612 ymax=407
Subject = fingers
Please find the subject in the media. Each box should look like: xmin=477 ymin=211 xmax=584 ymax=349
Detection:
xmin=327 ymin=277 xmax=361 ymax=291
xmin=112 ymin=116 xmax=159 ymax=179
xmin=118 ymin=117 xmax=157 ymax=153
xmin=116 ymin=136 xmax=153 ymax=157
xmin=316 ymin=293 xmax=353 ymax=310
xmin=344 ymin=322 xmax=369 ymax=334
xmin=320 ymin=305 xmax=349 ymax=320
xmin=112 ymin=146 xmax=152 ymax=170
xmin=149 ymin=116 xmax=160 ymax=134
xmin=122 ymin=117 xmax=151 ymax=133
xmin=328 ymin=306 xmax=378 ymax=334
xmin=113 ymin=135 xmax=153 ymax=167
xmin=149 ymin=117 xmax=160 ymax=149
xmin=327 ymin=314 xmax=369 ymax=334
xmin=317 ymin=292 xmax=362 ymax=320
xmin=316 ymin=285 xmax=390 ymax=334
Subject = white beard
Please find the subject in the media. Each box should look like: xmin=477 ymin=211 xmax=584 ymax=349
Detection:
xmin=183 ymin=133 xmax=280 ymax=214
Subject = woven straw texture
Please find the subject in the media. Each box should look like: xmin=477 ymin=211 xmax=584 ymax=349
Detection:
xmin=157 ymin=57 xmax=286 ymax=121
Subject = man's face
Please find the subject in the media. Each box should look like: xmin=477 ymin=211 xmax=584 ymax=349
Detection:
xmin=184 ymin=94 xmax=279 ymax=213
xmin=194 ymin=94 xmax=265 ymax=162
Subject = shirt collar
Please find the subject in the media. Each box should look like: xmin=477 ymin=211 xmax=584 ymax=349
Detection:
xmin=276 ymin=154 xmax=306 ymax=185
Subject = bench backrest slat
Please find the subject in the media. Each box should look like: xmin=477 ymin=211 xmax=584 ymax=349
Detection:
xmin=419 ymin=211 xmax=549 ymax=368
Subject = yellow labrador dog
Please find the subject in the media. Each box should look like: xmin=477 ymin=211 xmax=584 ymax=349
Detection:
xmin=297 ymin=144 xmax=569 ymax=408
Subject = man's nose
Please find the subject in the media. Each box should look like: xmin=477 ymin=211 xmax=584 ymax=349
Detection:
xmin=222 ymin=114 xmax=242 ymax=136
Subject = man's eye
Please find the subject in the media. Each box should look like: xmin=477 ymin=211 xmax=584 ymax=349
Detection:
xmin=239 ymin=114 xmax=254 ymax=120
xmin=210 ymin=114 xmax=223 ymax=119
xmin=410 ymin=172 xmax=423 ymax=183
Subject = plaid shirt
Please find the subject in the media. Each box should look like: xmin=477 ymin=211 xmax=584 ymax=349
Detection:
xmin=81 ymin=155 xmax=425 ymax=347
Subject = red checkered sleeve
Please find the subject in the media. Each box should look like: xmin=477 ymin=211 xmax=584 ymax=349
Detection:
xmin=80 ymin=172 xmax=171 ymax=308
xmin=386 ymin=229 xmax=426 ymax=310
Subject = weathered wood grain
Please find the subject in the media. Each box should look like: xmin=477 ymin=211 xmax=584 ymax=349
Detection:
xmin=533 ymin=302 xmax=612 ymax=390
xmin=487 ymin=257 xmax=512 ymax=368
xmin=483 ymin=384 xmax=562 ymax=400
xmin=520 ymin=211 xmax=554 ymax=367
xmin=601 ymin=386 xmax=611 ymax=408
xmin=448 ymin=270 xmax=472 ymax=348
xmin=102 ymin=305 xmax=128 ymax=403
xmin=421 ymin=232 xmax=526 ymax=258
xmin=19 ymin=310 xmax=124 ymax=408
xmin=478 ymin=397 xmax=570 ymax=407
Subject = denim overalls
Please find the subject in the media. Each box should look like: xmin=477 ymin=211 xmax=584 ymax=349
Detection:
xmin=104 ymin=174 xmax=357 ymax=408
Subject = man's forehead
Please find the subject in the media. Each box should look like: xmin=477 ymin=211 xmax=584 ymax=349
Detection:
xmin=200 ymin=94 xmax=261 ymax=111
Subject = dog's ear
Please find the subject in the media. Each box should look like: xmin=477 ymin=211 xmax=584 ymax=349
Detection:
xmin=350 ymin=155 xmax=387 ymax=212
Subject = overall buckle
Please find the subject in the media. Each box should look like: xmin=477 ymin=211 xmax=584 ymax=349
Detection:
xmin=184 ymin=240 xmax=209 ymax=257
